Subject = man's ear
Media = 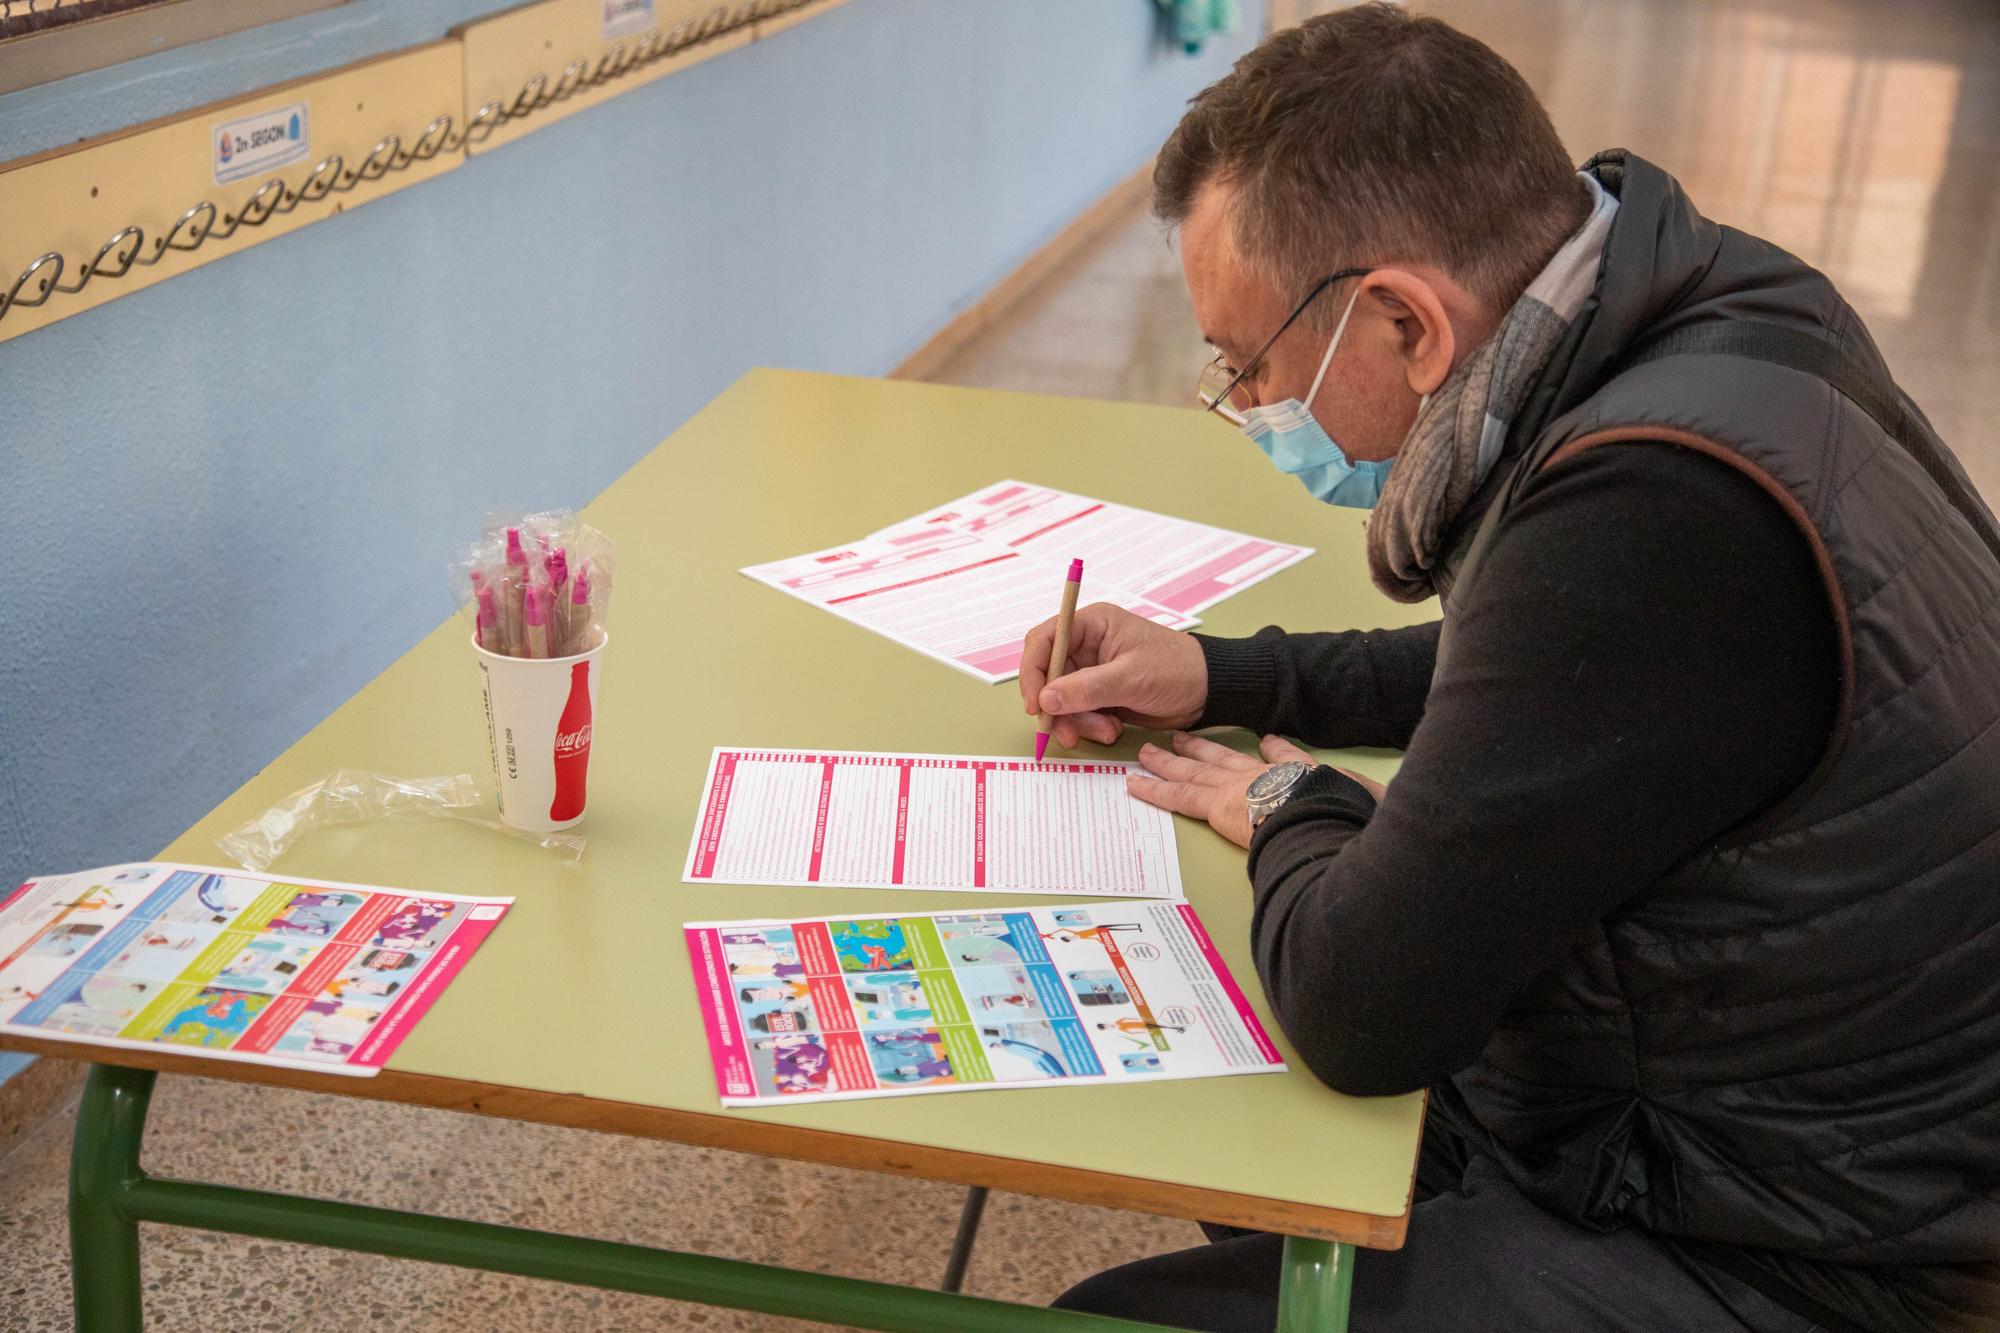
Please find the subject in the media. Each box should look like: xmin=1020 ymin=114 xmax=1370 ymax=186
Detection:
xmin=1360 ymin=270 xmax=1456 ymax=397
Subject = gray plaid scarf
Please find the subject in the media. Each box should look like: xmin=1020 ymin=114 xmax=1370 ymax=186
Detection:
xmin=1366 ymin=174 xmax=1618 ymax=603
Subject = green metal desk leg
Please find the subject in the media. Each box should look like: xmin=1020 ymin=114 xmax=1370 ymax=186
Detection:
xmin=70 ymin=1065 xmax=157 ymax=1333
xmin=1277 ymin=1236 xmax=1355 ymax=1332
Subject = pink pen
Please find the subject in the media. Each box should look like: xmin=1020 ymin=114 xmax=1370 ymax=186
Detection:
xmin=547 ymin=547 xmax=570 ymax=650
xmin=502 ymin=527 xmax=529 ymax=656
xmin=475 ymin=583 xmax=499 ymax=650
xmin=1033 ymin=558 xmax=1085 ymax=762
xmin=568 ymin=562 xmax=593 ymax=656
xmin=523 ymin=580 xmax=551 ymax=660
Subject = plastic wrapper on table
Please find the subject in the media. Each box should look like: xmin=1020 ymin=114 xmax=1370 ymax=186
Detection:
xmin=216 ymin=768 xmax=585 ymax=871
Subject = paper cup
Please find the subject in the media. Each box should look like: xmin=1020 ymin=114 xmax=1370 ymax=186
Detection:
xmin=473 ymin=632 xmax=607 ymax=833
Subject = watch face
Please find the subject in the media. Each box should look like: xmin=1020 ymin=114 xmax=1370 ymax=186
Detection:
xmin=1249 ymin=761 xmax=1307 ymax=801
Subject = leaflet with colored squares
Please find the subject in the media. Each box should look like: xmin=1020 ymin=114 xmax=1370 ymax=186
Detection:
xmin=0 ymin=863 xmax=511 ymax=1077
xmin=686 ymin=901 xmax=1285 ymax=1105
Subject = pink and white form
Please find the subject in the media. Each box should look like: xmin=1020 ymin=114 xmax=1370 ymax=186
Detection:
xmin=887 ymin=480 xmax=1314 ymax=618
xmin=740 ymin=479 xmax=1312 ymax=683
xmin=683 ymin=748 xmax=1184 ymax=899
xmin=740 ymin=525 xmax=1191 ymax=684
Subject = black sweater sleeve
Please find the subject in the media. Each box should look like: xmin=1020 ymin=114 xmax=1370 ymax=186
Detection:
xmin=1245 ymin=443 xmax=1839 ymax=1097
xmin=1192 ymin=621 xmax=1442 ymax=748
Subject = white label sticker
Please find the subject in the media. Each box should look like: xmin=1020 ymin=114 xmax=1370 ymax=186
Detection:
xmin=601 ymin=0 xmax=655 ymax=39
xmin=212 ymin=102 xmax=310 ymax=186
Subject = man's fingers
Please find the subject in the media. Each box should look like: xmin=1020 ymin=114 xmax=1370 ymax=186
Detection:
xmin=1040 ymin=656 xmax=1137 ymax=716
xmin=1172 ymin=731 xmax=1259 ymax=770
xmin=1258 ymin=734 xmax=1314 ymax=765
xmin=1136 ymin=742 xmax=1206 ymax=783
xmin=1075 ymin=711 xmax=1123 ymax=746
xmin=1049 ymin=711 xmax=1119 ymax=750
xmin=1126 ymin=773 xmax=1211 ymax=821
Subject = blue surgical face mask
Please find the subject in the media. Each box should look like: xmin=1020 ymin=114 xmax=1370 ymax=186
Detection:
xmin=1238 ymin=288 xmax=1425 ymax=510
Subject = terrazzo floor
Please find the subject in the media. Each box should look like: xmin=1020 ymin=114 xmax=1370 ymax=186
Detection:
xmin=0 ymin=1073 xmax=1197 ymax=1330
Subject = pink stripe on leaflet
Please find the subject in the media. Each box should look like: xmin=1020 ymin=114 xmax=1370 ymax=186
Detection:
xmin=806 ymin=760 xmax=835 ymax=883
xmin=1006 ymin=502 xmax=1104 ymax=548
xmin=961 ymin=641 xmax=1025 ymax=675
xmin=286 ymin=941 xmax=358 ymax=1000
xmin=0 ymin=881 xmax=35 ymax=913
xmin=349 ymin=906 xmax=509 ymax=1068
xmin=825 ymin=1030 xmax=877 ymax=1093
xmin=1176 ymin=903 xmax=1284 ymax=1066
xmin=973 ymin=767 xmax=988 ymax=889
xmin=686 ymin=928 xmax=758 ymax=1099
xmin=1148 ymin=541 xmax=1285 ymax=612
xmin=891 ymin=761 xmax=912 ymax=885
xmin=235 ymin=992 xmax=311 ymax=1055
xmin=981 ymin=485 xmax=1028 ymax=505
xmin=795 ymin=921 xmax=842 ymax=977
xmin=807 ymin=974 xmax=858 ymax=1031
xmin=825 ymin=552 xmax=1019 ymax=604
xmin=690 ymin=751 xmax=740 ymax=879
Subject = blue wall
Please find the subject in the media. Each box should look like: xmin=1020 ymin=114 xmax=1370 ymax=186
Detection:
xmin=0 ymin=0 xmax=1257 ymax=903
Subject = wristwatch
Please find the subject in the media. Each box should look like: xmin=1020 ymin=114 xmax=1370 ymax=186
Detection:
xmin=1246 ymin=760 xmax=1315 ymax=830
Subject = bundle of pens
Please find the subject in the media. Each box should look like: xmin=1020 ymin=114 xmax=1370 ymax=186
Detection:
xmin=453 ymin=510 xmax=614 ymax=659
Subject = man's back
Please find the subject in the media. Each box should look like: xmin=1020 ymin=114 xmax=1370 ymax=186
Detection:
xmin=1433 ymin=151 xmax=2000 ymax=1332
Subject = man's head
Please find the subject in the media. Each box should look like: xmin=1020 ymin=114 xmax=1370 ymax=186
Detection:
xmin=1156 ymin=3 xmax=1584 ymax=462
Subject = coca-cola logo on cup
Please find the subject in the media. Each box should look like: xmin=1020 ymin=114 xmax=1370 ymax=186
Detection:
xmin=550 ymin=661 xmax=593 ymax=823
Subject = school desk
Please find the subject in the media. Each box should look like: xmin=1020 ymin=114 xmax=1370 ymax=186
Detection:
xmin=4 ymin=369 xmax=1437 ymax=1332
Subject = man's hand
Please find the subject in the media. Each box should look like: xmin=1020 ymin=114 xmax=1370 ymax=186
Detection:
xmin=1127 ymin=733 xmax=1312 ymax=848
xmin=1127 ymin=732 xmax=1382 ymax=848
xmin=1020 ymin=603 xmax=1208 ymax=749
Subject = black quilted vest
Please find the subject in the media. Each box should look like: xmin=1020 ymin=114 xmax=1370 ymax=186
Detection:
xmin=1429 ymin=152 xmax=2000 ymax=1332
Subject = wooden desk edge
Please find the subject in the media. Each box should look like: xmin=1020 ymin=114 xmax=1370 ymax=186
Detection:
xmin=3 ymin=1037 xmax=1412 ymax=1250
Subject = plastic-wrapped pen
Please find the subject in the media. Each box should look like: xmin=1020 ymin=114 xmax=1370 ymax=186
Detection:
xmin=523 ymin=581 xmax=551 ymax=659
xmin=502 ymin=527 xmax=529 ymax=656
xmin=548 ymin=546 xmax=570 ymax=654
xmin=475 ymin=582 xmax=499 ymax=651
xmin=567 ymin=562 xmax=593 ymax=656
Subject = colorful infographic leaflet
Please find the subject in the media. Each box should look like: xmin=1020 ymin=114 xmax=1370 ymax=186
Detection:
xmin=0 ymin=863 xmax=510 ymax=1077
xmin=683 ymin=748 xmax=1184 ymax=900
xmin=740 ymin=523 xmax=1194 ymax=683
xmin=686 ymin=901 xmax=1285 ymax=1104
xmin=882 ymin=480 xmax=1315 ymax=618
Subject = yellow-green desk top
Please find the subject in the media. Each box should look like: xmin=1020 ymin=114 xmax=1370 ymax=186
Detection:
xmin=17 ymin=370 xmax=1440 ymax=1248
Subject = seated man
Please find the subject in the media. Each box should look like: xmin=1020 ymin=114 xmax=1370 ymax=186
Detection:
xmin=1021 ymin=7 xmax=2000 ymax=1331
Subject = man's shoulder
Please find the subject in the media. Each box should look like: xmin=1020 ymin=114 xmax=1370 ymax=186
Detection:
xmin=1500 ymin=435 xmax=1814 ymax=577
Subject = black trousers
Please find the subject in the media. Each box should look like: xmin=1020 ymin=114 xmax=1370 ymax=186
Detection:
xmin=1053 ymin=1124 xmax=1828 ymax=1332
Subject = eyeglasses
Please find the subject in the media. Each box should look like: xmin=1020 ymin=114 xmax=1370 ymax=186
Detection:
xmin=1197 ymin=267 xmax=1372 ymax=426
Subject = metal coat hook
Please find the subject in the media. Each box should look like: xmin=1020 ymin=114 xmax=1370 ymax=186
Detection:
xmin=411 ymin=114 xmax=456 ymax=160
xmin=1 ymin=253 xmax=63 ymax=317
xmin=353 ymin=135 xmax=402 ymax=182
xmin=52 ymin=227 xmax=145 ymax=294
xmin=156 ymin=202 xmax=219 ymax=254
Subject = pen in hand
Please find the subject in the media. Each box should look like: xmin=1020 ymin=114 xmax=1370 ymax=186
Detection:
xmin=1034 ymin=558 xmax=1085 ymax=762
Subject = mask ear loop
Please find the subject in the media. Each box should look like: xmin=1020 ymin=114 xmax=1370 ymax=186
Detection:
xmin=1303 ymin=285 xmax=1364 ymax=412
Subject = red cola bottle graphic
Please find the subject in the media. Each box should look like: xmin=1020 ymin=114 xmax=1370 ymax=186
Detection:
xmin=550 ymin=661 xmax=593 ymax=822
